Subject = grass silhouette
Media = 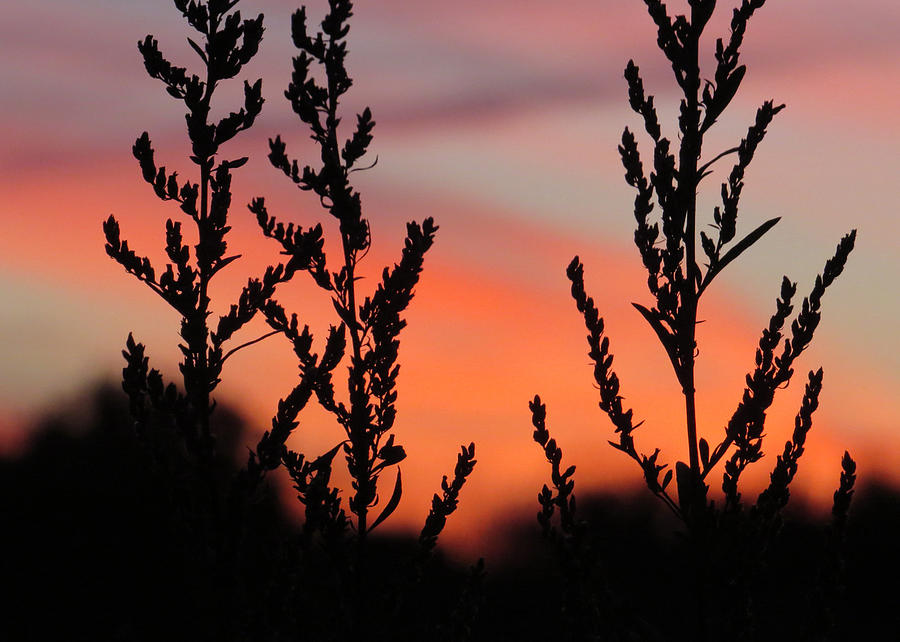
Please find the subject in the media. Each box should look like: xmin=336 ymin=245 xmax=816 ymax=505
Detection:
xmin=530 ymin=1 xmax=858 ymax=639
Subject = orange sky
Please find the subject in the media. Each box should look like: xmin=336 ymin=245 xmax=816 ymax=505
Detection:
xmin=1 ymin=0 xmax=898 ymax=558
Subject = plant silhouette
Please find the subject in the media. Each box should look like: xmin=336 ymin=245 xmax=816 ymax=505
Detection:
xmin=530 ymin=1 xmax=857 ymax=639
xmin=101 ymin=0 xmax=284 ymax=479
xmin=103 ymin=0 xmax=479 ymax=639
xmin=247 ymin=1 xmax=480 ymax=637
xmin=85 ymin=0 xmax=880 ymax=640
xmin=98 ymin=1 xmax=306 ymax=637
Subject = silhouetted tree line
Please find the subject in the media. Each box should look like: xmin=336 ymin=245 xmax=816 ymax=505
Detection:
xmin=2 ymin=385 xmax=899 ymax=641
xmin=2 ymin=0 xmax=895 ymax=640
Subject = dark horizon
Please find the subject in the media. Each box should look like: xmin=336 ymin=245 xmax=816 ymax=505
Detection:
xmin=3 ymin=382 xmax=898 ymax=639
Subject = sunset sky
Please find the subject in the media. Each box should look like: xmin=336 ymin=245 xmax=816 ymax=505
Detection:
xmin=2 ymin=0 xmax=898 ymax=557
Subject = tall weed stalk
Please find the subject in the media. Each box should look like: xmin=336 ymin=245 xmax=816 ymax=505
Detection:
xmin=100 ymin=1 xmax=313 ymax=637
xmin=102 ymin=1 xmax=479 ymax=638
xmin=530 ymin=1 xmax=857 ymax=639
xmin=248 ymin=1 xmax=479 ymax=637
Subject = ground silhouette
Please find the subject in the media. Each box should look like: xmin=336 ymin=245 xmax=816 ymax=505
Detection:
xmin=2 ymin=383 xmax=898 ymax=640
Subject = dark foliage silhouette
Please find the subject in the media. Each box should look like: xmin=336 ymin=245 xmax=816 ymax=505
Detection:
xmin=4 ymin=389 xmax=897 ymax=641
xmin=530 ymin=1 xmax=858 ymax=639
xmin=246 ymin=2 xmax=480 ymax=637
xmin=0 ymin=386 xmax=289 ymax=641
xmin=98 ymin=1 xmax=302 ymax=638
xmin=103 ymin=0 xmax=270 ymax=472
xmin=98 ymin=0 xmax=477 ymax=639
xmin=24 ymin=0 xmax=881 ymax=639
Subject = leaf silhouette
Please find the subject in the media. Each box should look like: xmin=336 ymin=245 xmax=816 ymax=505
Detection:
xmin=369 ymin=468 xmax=402 ymax=533
xmin=700 ymin=216 xmax=780 ymax=293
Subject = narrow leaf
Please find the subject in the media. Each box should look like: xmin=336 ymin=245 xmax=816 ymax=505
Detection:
xmin=211 ymin=254 xmax=241 ymax=275
xmin=701 ymin=217 xmax=780 ymax=292
xmin=187 ymin=38 xmax=207 ymax=63
xmin=369 ymin=468 xmax=402 ymax=533
xmin=632 ymin=302 xmax=679 ymax=371
xmin=662 ymin=469 xmax=673 ymax=489
xmin=331 ymin=298 xmax=357 ymax=330
xmin=312 ymin=442 xmax=343 ymax=470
